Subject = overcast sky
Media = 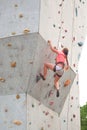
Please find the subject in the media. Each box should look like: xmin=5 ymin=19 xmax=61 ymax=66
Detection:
xmin=79 ymin=38 xmax=87 ymax=106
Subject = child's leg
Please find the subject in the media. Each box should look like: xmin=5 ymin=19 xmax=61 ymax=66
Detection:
xmin=41 ymin=62 xmax=54 ymax=79
xmin=54 ymin=75 xmax=61 ymax=97
xmin=54 ymin=75 xmax=60 ymax=90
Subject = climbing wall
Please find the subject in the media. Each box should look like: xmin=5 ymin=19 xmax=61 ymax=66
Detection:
xmin=0 ymin=0 xmax=86 ymax=129
xmin=0 ymin=93 xmax=26 ymax=130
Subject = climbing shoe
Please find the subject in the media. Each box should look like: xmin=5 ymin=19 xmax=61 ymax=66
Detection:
xmin=40 ymin=73 xmax=46 ymax=80
xmin=56 ymin=90 xmax=59 ymax=97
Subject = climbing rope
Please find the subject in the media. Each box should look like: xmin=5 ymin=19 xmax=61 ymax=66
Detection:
xmin=56 ymin=1 xmax=64 ymax=130
xmin=56 ymin=0 xmax=64 ymax=49
xmin=66 ymin=0 xmax=75 ymax=130
xmin=56 ymin=0 xmax=75 ymax=129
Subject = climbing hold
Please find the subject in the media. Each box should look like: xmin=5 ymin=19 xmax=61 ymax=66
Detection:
xmin=43 ymin=111 xmax=45 ymax=114
xmin=59 ymin=26 xmax=61 ymax=29
xmin=29 ymin=122 xmax=31 ymax=125
xmin=16 ymin=94 xmax=20 ymax=99
xmin=70 ymin=105 xmax=72 ymax=107
xmin=61 ymin=44 xmax=64 ymax=48
xmin=58 ymin=11 xmax=60 ymax=14
xmin=62 ymin=36 xmax=65 ymax=39
xmin=59 ymin=4 xmax=62 ymax=7
xmin=10 ymin=61 xmax=16 ymax=67
xmin=47 ymin=83 xmax=50 ymax=86
xmin=14 ymin=4 xmax=18 ymax=7
xmin=63 ymin=120 xmax=66 ymax=122
xmin=32 ymin=104 xmax=34 ymax=107
xmin=11 ymin=32 xmax=16 ymax=35
xmin=49 ymin=101 xmax=54 ymax=106
xmin=29 ymin=61 xmax=33 ymax=64
xmin=53 ymin=24 xmax=56 ymax=28
xmin=76 ymin=81 xmax=78 ymax=85
xmin=19 ymin=14 xmax=23 ymax=18
xmin=73 ymin=114 xmax=76 ymax=118
xmin=23 ymin=29 xmax=30 ymax=34
xmin=13 ymin=120 xmax=22 ymax=125
xmin=64 ymin=79 xmax=71 ymax=87
xmin=75 ymin=8 xmax=78 ymax=16
xmin=54 ymin=46 xmax=57 ymax=49
xmin=0 ymin=77 xmax=5 ymax=82
xmin=73 ymin=37 xmax=75 ymax=42
xmin=71 ymin=118 xmax=73 ymax=121
xmin=61 ymin=21 xmax=64 ymax=24
xmin=77 ymin=42 xmax=83 ymax=47
xmin=5 ymin=109 xmax=8 ymax=112
xmin=45 ymin=111 xmax=49 ymax=115
xmin=7 ymin=43 xmax=12 ymax=46
xmin=71 ymin=96 xmax=74 ymax=100
xmin=73 ymin=64 xmax=75 ymax=67
xmin=65 ymin=29 xmax=67 ymax=32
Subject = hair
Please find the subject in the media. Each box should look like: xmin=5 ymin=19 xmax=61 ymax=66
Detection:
xmin=62 ymin=48 xmax=69 ymax=56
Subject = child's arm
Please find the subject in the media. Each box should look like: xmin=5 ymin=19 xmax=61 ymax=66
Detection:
xmin=65 ymin=56 xmax=69 ymax=70
xmin=48 ymin=40 xmax=58 ymax=54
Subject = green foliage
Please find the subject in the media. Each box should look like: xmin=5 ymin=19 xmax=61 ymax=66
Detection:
xmin=80 ymin=102 xmax=87 ymax=130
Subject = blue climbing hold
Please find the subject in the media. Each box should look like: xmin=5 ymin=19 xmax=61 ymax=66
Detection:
xmin=77 ymin=42 xmax=83 ymax=47
xmin=75 ymin=8 xmax=78 ymax=17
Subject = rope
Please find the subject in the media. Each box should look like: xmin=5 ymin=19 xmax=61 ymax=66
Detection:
xmin=56 ymin=1 xmax=64 ymax=130
xmin=66 ymin=0 xmax=75 ymax=130
xmin=57 ymin=0 xmax=64 ymax=49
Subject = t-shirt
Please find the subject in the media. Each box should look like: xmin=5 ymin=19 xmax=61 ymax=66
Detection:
xmin=56 ymin=50 xmax=66 ymax=63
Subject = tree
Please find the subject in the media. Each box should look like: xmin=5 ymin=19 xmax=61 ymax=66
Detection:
xmin=80 ymin=102 xmax=87 ymax=130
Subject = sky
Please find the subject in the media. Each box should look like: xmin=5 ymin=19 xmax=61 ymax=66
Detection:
xmin=78 ymin=37 xmax=87 ymax=106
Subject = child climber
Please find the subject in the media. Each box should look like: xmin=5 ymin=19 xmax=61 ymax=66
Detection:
xmin=40 ymin=40 xmax=69 ymax=97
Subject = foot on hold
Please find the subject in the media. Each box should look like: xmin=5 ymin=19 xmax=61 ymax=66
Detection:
xmin=40 ymin=73 xmax=46 ymax=80
xmin=56 ymin=90 xmax=59 ymax=97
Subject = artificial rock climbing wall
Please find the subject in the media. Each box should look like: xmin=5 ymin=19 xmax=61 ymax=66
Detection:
xmin=0 ymin=0 xmax=86 ymax=129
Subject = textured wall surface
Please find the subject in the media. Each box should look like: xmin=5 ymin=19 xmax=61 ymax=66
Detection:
xmin=0 ymin=0 xmax=40 ymax=38
xmin=0 ymin=0 xmax=86 ymax=129
xmin=0 ymin=93 xmax=26 ymax=130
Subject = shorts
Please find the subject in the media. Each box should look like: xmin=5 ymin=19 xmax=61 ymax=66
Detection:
xmin=53 ymin=65 xmax=64 ymax=77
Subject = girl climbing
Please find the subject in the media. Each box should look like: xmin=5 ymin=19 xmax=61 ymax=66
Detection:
xmin=40 ymin=40 xmax=69 ymax=97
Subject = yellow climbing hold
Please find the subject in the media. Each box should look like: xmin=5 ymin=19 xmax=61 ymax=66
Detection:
xmin=13 ymin=120 xmax=22 ymax=125
xmin=16 ymin=94 xmax=20 ymax=99
xmin=10 ymin=61 xmax=16 ymax=67
xmin=23 ymin=29 xmax=30 ymax=34
xmin=0 ymin=77 xmax=5 ymax=82
xmin=11 ymin=32 xmax=16 ymax=35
